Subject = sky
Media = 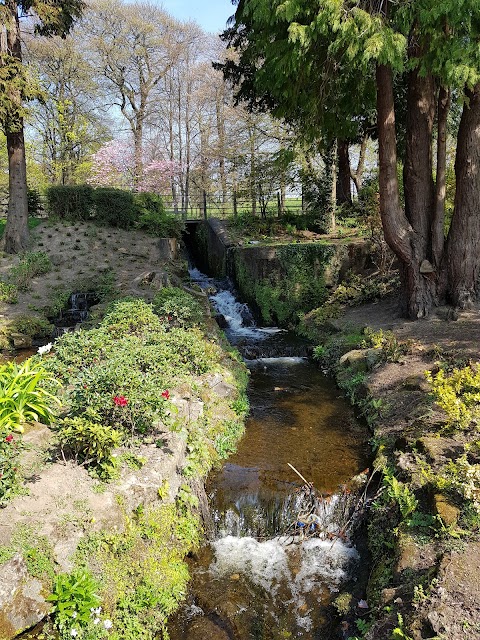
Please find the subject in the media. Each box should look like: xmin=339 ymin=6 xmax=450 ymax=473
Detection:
xmin=159 ymin=0 xmax=235 ymax=33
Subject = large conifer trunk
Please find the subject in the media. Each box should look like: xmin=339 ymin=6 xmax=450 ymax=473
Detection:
xmin=1 ymin=0 xmax=29 ymax=253
xmin=445 ymin=83 xmax=480 ymax=308
xmin=3 ymin=127 xmax=29 ymax=253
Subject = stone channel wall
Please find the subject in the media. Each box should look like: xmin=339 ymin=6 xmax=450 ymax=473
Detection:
xmin=186 ymin=218 xmax=373 ymax=326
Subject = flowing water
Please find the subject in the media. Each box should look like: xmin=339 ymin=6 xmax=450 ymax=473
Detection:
xmin=168 ymin=268 xmax=369 ymax=640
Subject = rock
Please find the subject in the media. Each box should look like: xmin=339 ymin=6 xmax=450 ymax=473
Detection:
xmin=403 ymin=374 xmax=430 ymax=393
xmin=10 ymin=333 xmax=33 ymax=349
xmin=186 ymin=617 xmax=230 ymax=640
xmin=206 ymin=374 xmax=236 ymax=399
xmin=172 ymin=397 xmax=204 ymax=423
xmin=339 ymin=348 xmax=383 ymax=373
xmin=0 ymin=554 xmax=51 ymax=639
xmin=158 ymin=238 xmax=179 ymax=261
xmin=426 ymin=542 xmax=480 ymax=639
xmin=395 ymin=532 xmax=437 ymax=577
xmin=215 ymin=314 xmax=228 ymax=329
xmin=416 ymin=436 xmax=464 ymax=466
xmin=433 ymin=493 xmax=460 ymax=527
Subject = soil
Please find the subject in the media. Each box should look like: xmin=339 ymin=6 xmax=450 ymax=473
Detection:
xmin=337 ymin=295 xmax=480 ymax=639
xmin=0 ymin=220 xmax=183 ymax=339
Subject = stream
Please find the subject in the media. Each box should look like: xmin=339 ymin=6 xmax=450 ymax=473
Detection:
xmin=168 ymin=268 xmax=369 ymax=640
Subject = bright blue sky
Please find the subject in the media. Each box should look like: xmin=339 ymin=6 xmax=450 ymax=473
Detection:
xmin=160 ymin=0 xmax=235 ymax=33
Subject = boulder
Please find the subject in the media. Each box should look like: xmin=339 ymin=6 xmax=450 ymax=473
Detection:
xmin=0 ymin=554 xmax=51 ymax=639
xmin=433 ymin=493 xmax=460 ymax=527
xmin=10 ymin=333 xmax=33 ymax=349
xmin=339 ymin=348 xmax=383 ymax=373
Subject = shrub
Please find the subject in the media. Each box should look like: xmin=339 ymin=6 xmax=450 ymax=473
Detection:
xmin=45 ymin=185 xmax=94 ymax=221
xmin=0 ymin=360 xmax=60 ymax=433
xmin=152 ymin=287 xmax=204 ymax=328
xmin=134 ymin=193 xmax=184 ymax=238
xmin=9 ymin=315 xmax=53 ymax=338
xmin=426 ymin=363 xmax=480 ymax=430
xmin=0 ymin=429 xmax=22 ymax=505
xmin=43 ymin=298 xmax=223 ymax=435
xmin=10 ymin=251 xmax=52 ymax=291
xmin=48 ymin=569 xmax=101 ymax=637
xmin=27 ymin=188 xmax=42 ymax=216
xmin=57 ymin=416 xmax=122 ymax=479
xmin=0 ymin=280 xmax=18 ymax=303
xmin=93 ymin=187 xmax=136 ymax=229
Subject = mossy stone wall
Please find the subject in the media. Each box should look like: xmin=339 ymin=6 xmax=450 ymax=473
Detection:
xmin=190 ymin=220 xmax=372 ymax=327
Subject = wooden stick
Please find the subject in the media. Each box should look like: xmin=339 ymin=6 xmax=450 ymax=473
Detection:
xmin=287 ymin=463 xmax=312 ymax=487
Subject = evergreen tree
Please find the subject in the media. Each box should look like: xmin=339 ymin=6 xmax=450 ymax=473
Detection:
xmin=0 ymin=0 xmax=84 ymax=253
xmin=222 ymin=0 xmax=480 ymax=317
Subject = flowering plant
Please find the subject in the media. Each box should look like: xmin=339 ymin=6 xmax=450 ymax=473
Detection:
xmin=113 ymin=395 xmax=128 ymax=407
xmin=0 ymin=429 xmax=22 ymax=505
xmin=47 ymin=569 xmax=102 ymax=638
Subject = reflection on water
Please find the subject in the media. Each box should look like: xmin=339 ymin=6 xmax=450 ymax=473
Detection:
xmin=169 ymin=357 xmax=368 ymax=640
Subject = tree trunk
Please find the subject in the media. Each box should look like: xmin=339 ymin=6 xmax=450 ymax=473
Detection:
xmin=1 ymin=0 xmax=29 ymax=253
xmin=445 ymin=82 xmax=480 ymax=308
xmin=376 ymin=64 xmax=435 ymax=319
xmin=351 ymin=135 xmax=368 ymax=194
xmin=336 ymin=139 xmax=352 ymax=205
xmin=133 ymin=122 xmax=143 ymax=187
xmin=330 ymin=141 xmax=337 ymax=232
xmin=401 ymin=61 xmax=437 ymax=315
xmin=432 ymin=86 xmax=450 ymax=268
xmin=3 ymin=127 xmax=29 ymax=253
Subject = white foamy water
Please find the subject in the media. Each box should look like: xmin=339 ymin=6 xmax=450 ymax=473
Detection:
xmin=211 ymin=289 xmax=284 ymax=339
xmin=210 ymin=535 xmax=358 ymax=596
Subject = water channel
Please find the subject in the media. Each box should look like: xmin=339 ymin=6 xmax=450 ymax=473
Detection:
xmin=168 ymin=268 xmax=369 ymax=640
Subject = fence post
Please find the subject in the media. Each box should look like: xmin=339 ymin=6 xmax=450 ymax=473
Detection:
xmin=203 ymin=190 xmax=207 ymax=220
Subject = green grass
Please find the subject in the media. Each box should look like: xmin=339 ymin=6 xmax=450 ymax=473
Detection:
xmin=0 ymin=217 xmax=43 ymax=237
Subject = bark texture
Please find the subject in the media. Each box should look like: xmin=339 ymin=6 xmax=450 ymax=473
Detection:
xmin=1 ymin=0 xmax=29 ymax=253
xmin=445 ymin=83 xmax=480 ymax=308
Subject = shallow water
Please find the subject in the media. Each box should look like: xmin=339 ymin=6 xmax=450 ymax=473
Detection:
xmin=169 ymin=352 xmax=368 ymax=639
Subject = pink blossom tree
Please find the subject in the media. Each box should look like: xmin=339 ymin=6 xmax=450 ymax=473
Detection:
xmin=90 ymin=140 xmax=179 ymax=195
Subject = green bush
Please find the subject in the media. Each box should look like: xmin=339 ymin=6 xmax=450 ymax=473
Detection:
xmin=57 ymin=416 xmax=122 ymax=479
xmin=0 ymin=280 xmax=18 ymax=303
xmin=10 ymin=251 xmax=52 ymax=291
xmin=152 ymin=287 xmax=203 ymax=328
xmin=45 ymin=185 xmax=94 ymax=221
xmin=9 ymin=315 xmax=53 ymax=338
xmin=27 ymin=188 xmax=42 ymax=216
xmin=43 ymin=298 xmax=223 ymax=435
xmin=0 ymin=360 xmax=60 ymax=433
xmin=93 ymin=187 xmax=136 ymax=229
xmin=134 ymin=192 xmax=184 ymax=238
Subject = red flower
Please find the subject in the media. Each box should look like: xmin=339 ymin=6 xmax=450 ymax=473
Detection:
xmin=113 ymin=395 xmax=128 ymax=407
xmin=5 ymin=434 xmax=14 ymax=443
xmin=161 ymin=390 xmax=170 ymax=400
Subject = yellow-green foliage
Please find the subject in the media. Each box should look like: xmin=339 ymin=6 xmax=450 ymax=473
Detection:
xmin=76 ymin=503 xmax=199 ymax=640
xmin=426 ymin=364 xmax=480 ymax=430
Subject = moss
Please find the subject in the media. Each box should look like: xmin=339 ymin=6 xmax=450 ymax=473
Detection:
xmin=8 ymin=315 xmax=53 ymax=338
xmin=75 ymin=502 xmax=199 ymax=640
xmin=233 ymin=243 xmax=333 ymax=327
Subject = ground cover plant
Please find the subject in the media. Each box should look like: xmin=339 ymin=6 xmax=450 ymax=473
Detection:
xmin=39 ymin=296 xmax=236 ymax=476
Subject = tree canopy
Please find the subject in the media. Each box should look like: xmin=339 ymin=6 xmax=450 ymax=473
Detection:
xmin=222 ymin=0 xmax=480 ymax=317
